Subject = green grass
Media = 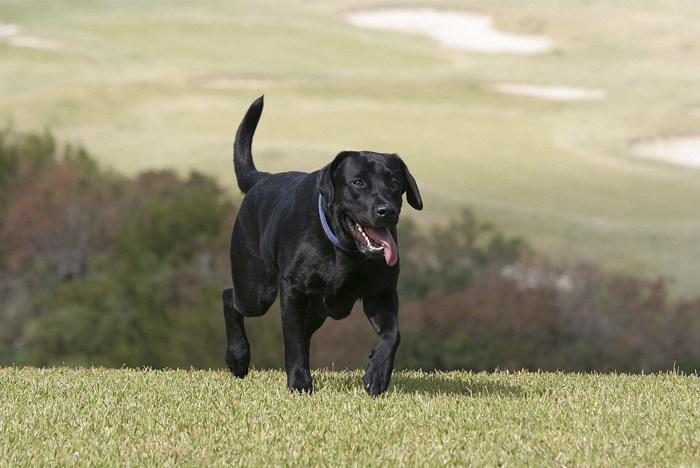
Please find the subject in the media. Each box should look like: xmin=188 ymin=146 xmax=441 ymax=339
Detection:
xmin=2 ymin=0 xmax=700 ymax=294
xmin=1 ymin=368 xmax=699 ymax=466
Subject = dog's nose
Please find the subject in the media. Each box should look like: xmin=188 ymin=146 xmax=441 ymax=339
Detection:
xmin=376 ymin=204 xmax=397 ymax=219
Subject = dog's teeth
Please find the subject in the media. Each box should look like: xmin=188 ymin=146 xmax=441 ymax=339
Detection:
xmin=350 ymin=221 xmax=383 ymax=251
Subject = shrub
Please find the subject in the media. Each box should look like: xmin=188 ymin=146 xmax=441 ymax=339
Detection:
xmin=0 ymin=129 xmax=234 ymax=367
xmin=398 ymin=211 xmax=529 ymax=300
xmin=396 ymin=263 xmax=700 ymax=373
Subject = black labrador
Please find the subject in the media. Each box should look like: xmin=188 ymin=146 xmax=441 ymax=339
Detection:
xmin=223 ymin=96 xmax=422 ymax=395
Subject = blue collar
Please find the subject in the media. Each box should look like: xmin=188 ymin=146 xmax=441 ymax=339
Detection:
xmin=318 ymin=195 xmax=355 ymax=251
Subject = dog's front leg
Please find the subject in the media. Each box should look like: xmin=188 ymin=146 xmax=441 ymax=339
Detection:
xmin=280 ymin=285 xmax=314 ymax=393
xmin=362 ymin=291 xmax=400 ymax=396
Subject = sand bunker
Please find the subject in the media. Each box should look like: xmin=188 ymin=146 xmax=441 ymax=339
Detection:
xmin=0 ymin=24 xmax=20 ymax=38
xmin=345 ymin=8 xmax=553 ymax=54
xmin=493 ymin=83 xmax=606 ymax=101
xmin=0 ymin=23 xmax=62 ymax=51
xmin=632 ymin=137 xmax=700 ymax=168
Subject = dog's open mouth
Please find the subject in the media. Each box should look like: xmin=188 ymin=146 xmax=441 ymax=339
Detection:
xmin=346 ymin=219 xmax=398 ymax=266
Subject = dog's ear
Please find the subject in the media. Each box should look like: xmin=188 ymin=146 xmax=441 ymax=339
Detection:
xmin=395 ymin=154 xmax=423 ymax=210
xmin=318 ymin=151 xmax=354 ymax=204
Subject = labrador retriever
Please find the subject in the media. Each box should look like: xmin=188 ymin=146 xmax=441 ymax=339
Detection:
xmin=223 ymin=96 xmax=422 ymax=395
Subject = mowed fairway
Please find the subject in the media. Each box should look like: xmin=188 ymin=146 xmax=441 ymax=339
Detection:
xmin=1 ymin=0 xmax=700 ymax=293
xmin=1 ymin=368 xmax=699 ymax=465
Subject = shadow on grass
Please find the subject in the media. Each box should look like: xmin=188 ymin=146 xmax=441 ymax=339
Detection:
xmin=314 ymin=370 xmax=528 ymax=397
xmin=391 ymin=373 xmax=527 ymax=397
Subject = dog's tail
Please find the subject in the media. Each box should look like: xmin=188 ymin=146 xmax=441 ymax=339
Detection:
xmin=234 ymin=95 xmax=271 ymax=193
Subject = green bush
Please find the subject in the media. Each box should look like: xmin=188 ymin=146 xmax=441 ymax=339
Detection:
xmin=398 ymin=211 xmax=529 ymax=300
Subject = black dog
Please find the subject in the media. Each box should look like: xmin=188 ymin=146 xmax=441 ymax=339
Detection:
xmin=223 ymin=96 xmax=422 ymax=395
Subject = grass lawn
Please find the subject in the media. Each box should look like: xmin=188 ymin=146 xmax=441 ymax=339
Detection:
xmin=1 ymin=367 xmax=698 ymax=465
xmin=1 ymin=1 xmax=700 ymax=294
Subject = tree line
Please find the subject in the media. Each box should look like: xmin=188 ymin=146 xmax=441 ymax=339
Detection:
xmin=1 ymin=128 xmax=698 ymax=372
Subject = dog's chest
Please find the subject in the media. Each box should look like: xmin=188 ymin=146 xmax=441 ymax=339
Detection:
xmin=303 ymin=268 xmax=365 ymax=319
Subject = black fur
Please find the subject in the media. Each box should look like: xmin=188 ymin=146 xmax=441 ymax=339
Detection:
xmin=223 ymin=96 xmax=422 ymax=395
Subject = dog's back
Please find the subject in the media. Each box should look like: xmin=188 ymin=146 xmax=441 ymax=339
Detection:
xmin=232 ymin=95 xmax=322 ymax=267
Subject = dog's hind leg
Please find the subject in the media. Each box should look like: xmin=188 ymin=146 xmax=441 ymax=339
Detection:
xmin=223 ymin=288 xmax=250 ymax=378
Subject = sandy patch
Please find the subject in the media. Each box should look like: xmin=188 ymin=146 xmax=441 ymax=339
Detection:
xmin=0 ymin=23 xmax=20 ymax=38
xmin=0 ymin=22 xmax=62 ymax=51
xmin=493 ymin=83 xmax=606 ymax=101
xmin=631 ymin=137 xmax=700 ymax=168
xmin=8 ymin=35 xmax=62 ymax=51
xmin=345 ymin=8 xmax=553 ymax=54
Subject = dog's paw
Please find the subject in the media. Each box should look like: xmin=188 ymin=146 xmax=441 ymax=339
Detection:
xmin=362 ymin=366 xmax=391 ymax=397
xmin=225 ymin=345 xmax=250 ymax=379
xmin=227 ymin=363 xmax=249 ymax=379
xmin=287 ymin=369 xmax=314 ymax=394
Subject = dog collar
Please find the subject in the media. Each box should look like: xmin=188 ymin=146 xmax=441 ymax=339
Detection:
xmin=318 ymin=195 xmax=355 ymax=251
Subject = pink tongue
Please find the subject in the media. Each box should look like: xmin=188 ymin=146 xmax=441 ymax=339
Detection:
xmin=364 ymin=227 xmax=398 ymax=266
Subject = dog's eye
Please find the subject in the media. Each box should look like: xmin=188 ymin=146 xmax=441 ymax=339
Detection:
xmin=351 ymin=179 xmax=366 ymax=188
xmin=390 ymin=179 xmax=402 ymax=191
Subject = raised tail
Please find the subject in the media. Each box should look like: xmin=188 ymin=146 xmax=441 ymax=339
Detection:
xmin=234 ymin=95 xmax=271 ymax=193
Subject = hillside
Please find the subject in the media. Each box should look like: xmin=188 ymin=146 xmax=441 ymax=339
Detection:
xmin=1 ymin=1 xmax=700 ymax=293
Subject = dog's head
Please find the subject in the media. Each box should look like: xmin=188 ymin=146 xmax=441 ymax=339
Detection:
xmin=318 ymin=151 xmax=422 ymax=266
